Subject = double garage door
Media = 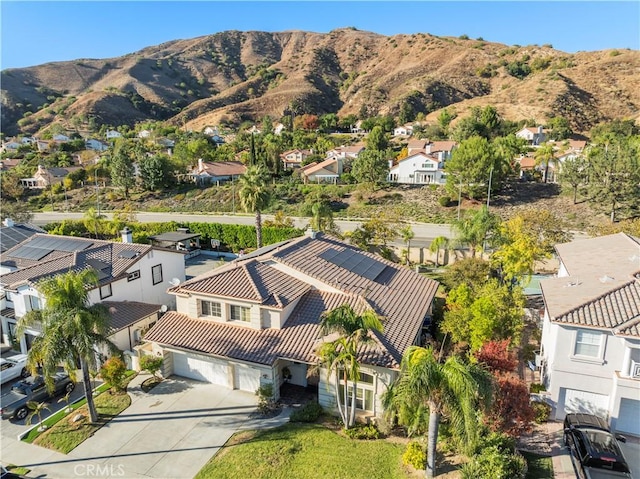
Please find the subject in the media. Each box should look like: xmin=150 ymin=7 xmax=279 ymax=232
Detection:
xmin=172 ymin=351 xmax=260 ymax=393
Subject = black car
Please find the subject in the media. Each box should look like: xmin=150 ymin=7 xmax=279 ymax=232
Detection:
xmin=564 ymin=413 xmax=631 ymax=478
xmin=0 ymin=372 xmax=75 ymax=421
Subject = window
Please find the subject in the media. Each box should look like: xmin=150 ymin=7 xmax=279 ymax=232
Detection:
xmin=127 ymin=270 xmax=140 ymax=282
xmin=574 ymin=330 xmax=602 ymax=358
xmin=99 ymin=283 xmax=113 ymax=299
xmin=339 ymin=371 xmax=375 ymax=412
xmin=230 ymin=305 xmax=250 ymax=322
xmin=152 ymin=264 xmax=163 ymax=285
xmin=26 ymin=295 xmax=41 ymax=311
xmin=201 ymin=300 xmax=221 ymax=318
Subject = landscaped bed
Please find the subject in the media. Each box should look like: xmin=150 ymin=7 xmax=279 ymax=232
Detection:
xmin=23 ymin=371 xmax=136 ymax=453
xmin=194 ymin=423 xmax=411 ymax=479
xmin=522 ymin=451 xmax=554 ymax=479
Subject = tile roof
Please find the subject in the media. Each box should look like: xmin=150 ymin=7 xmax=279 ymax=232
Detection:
xmin=541 ymin=233 xmax=640 ymax=337
xmin=195 ymin=161 xmax=246 ymax=177
xmin=0 ymin=234 xmax=152 ymax=289
xmin=171 ymin=259 xmax=311 ymax=308
xmin=145 ymin=290 xmax=397 ymax=367
xmin=103 ymin=301 xmax=161 ymax=333
xmin=148 ymin=233 xmax=439 ymax=368
xmin=302 ymin=158 xmax=340 ymax=176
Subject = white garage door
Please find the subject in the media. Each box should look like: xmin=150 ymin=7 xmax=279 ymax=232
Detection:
xmin=563 ymin=388 xmax=609 ymax=417
xmin=234 ymin=364 xmax=261 ymax=393
xmin=618 ymin=398 xmax=640 ymax=436
xmin=173 ymin=352 xmax=229 ymax=387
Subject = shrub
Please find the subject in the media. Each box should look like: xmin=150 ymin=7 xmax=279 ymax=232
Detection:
xmin=255 ymin=383 xmax=278 ymax=415
xmin=344 ymin=423 xmax=381 ymax=440
xmin=610 ymin=50 xmax=621 ymax=57
xmin=100 ymin=356 xmax=127 ymax=392
xmin=289 ymin=402 xmax=323 ymax=423
xmin=529 ymin=383 xmax=546 ymax=393
xmin=461 ymin=446 xmax=526 ymax=479
xmin=532 ymin=401 xmax=551 ymax=423
xmin=139 ymin=355 xmax=163 ymax=379
xmin=438 ymin=195 xmax=451 ymax=207
xmin=403 ymin=441 xmax=426 ymax=469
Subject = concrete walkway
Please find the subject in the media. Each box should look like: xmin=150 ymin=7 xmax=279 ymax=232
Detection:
xmin=1 ymin=374 xmax=293 ymax=479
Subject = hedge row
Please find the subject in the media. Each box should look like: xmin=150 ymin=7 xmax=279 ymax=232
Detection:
xmin=44 ymin=220 xmax=303 ymax=252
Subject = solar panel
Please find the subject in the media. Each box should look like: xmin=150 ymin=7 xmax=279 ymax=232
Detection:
xmin=9 ymin=245 xmax=51 ymax=261
xmin=118 ymin=250 xmax=139 ymax=259
xmin=28 ymin=236 xmax=90 ymax=252
xmin=319 ymin=248 xmax=387 ymax=281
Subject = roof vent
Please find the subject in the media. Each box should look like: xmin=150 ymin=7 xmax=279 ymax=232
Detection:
xmin=565 ymin=279 xmax=581 ymax=287
xmin=599 ymin=275 xmax=614 ymax=283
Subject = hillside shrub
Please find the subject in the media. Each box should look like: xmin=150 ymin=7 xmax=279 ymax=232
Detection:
xmin=439 ymin=195 xmax=451 ymax=207
xmin=402 ymin=441 xmax=426 ymax=469
xmin=289 ymin=402 xmax=323 ymax=423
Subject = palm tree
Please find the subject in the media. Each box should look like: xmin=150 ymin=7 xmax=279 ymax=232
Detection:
xmin=452 ymin=206 xmax=500 ymax=257
xmin=316 ymin=304 xmax=383 ymax=428
xmin=400 ymin=225 xmax=415 ymax=264
xmin=534 ymin=142 xmax=556 ymax=183
xmin=429 ymin=236 xmax=449 ymax=267
xmin=383 ymin=347 xmax=492 ymax=478
xmin=26 ymin=400 xmax=50 ymax=431
xmin=18 ymin=269 xmax=119 ymax=423
xmin=238 ymin=164 xmax=271 ymax=249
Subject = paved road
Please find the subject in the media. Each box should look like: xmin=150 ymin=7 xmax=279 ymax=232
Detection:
xmin=32 ymin=212 xmax=454 ymax=244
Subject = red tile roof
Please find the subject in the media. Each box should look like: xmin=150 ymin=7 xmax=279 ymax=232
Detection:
xmin=103 ymin=301 xmax=161 ymax=333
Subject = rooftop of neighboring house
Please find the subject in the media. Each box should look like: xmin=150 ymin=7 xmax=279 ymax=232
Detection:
xmin=540 ymin=233 xmax=640 ymax=337
xmin=102 ymin=301 xmax=162 ymax=334
xmin=0 ymin=221 xmax=45 ymax=254
xmin=0 ymin=234 xmax=153 ymax=290
xmin=301 ymin=157 xmax=340 ymax=176
xmin=192 ymin=160 xmax=246 ymax=177
xmin=145 ymin=232 xmax=439 ymax=368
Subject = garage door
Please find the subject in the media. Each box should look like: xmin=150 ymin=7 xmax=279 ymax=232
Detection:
xmin=172 ymin=352 xmax=229 ymax=387
xmin=563 ymin=388 xmax=609 ymax=417
xmin=234 ymin=364 xmax=260 ymax=393
xmin=617 ymin=398 xmax=640 ymax=436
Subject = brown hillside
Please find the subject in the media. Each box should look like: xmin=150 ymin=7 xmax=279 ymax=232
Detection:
xmin=2 ymin=29 xmax=639 ymax=135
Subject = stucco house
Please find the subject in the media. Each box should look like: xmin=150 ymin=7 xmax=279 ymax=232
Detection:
xmin=388 ymin=152 xmax=444 ymax=185
xmin=516 ymin=126 xmax=547 ymax=145
xmin=280 ymin=149 xmax=313 ymax=169
xmin=393 ymin=125 xmax=414 ymax=137
xmin=0 ymin=231 xmax=186 ymax=354
xmin=106 ymin=130 xmax=122 ymax=140
xmin=20 ymin=165 xmax=82 ymax=189
xmin=85 ymin=138 xmax=110 ymax=152
xmin=301 ymin=157 xmax=343 ymax=184
xmin=143 ymin=231 xmax=439 ymax=420
xmin=539 ymin=233 xmax=640 ymax=436
xmin=188 ymin=159 xmax=246 ymax=185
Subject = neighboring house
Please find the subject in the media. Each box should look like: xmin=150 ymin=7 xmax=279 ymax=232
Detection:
xmin=1 ymin=141 xmax=21 ymax=152
xmin=301 ymin=157 xmax=343 ymax=184
xmin=0 ymin=230 xmax=186 ymax=354
xmin=516 ymin=154 xmax=538 ymax=180
xmin=407 ymin=139 xmax=428 ymax=156
xmin=325 ymin=144 xmax=365 ymax=160
xmin=425 ymin=141 xmax=457 ymax=161
xmin=36 ymin=141 xmax=51 ymax=152
xmin=155 ymin=137 xmax=175 ymax=148
xmin=188 ymin=159 xmax=246 ymax=185
xmin=388 ymin=152 xmax=444 ymax=185
xmin=85 ymin=139 xmax=109 ymax=152
xmin=143 ymin=230 xmax=439 ymax=421
xmin=106 ymin=130 xmax=122 ymax=140
xmin=0 ymin=159 xmax=21 ymax=172
xmin=351 ymin=120 xmax=364 ymax=134
xmin=0 ymin=219 xmax=44 ymax=256
xmin=104 ymin=301 xmax=162 ymax=352
xmin=52 ymin=134 xmax=70 ymax=142
xmin=203 ymin=126 xmax=218 ymax=136
xmin=138 ymin=130 xmax=151 ymax=139
xmin=20 ymin=165 xmax=82 ymax=189
xmin=393 ymin=125 xmax=413 ymax=137
xmin=280 ymin=149 xmax=313 ymax=169
xmin=539 ymin=233 xmax=640 ymax=436
xmin=516 ymin=126 xmax=547 ymax=145
xmin=273 ymin=123 xmax=286 ymax=135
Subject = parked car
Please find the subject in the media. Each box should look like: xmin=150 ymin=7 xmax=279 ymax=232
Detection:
xmin=0 ymin=372 xmax=75 ymax=421
xmin=564 ymin=413 xmax=632 ymax=479
xmin=0 ymin=354 xmax=29 ymax=385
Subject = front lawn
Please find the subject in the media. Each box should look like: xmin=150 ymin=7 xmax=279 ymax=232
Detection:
xmin=195 ymin=423 xmax=410 ymax=479
xmin=33 ymin=390 xmax=131 ymax=453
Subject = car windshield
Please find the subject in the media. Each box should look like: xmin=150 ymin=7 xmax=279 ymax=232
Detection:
xmin=10 ymin=383 xmax=28 ymax=395
xmin=586 ymin=431 xmax=623 ymax=456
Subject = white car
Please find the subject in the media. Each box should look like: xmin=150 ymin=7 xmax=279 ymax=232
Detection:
xmin=0 ymin=354 xmax=29 ymax=385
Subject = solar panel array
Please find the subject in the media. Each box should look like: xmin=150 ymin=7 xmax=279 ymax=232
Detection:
xmin=118 ymin=250 xmax=139 ymax=259
xmin=319 ymin=248 xmax=387 ymax=281
xmin=0 ymin=227 xmax=36 ymax=253
xmin=8 ymin=236 xmax=90 ymax=261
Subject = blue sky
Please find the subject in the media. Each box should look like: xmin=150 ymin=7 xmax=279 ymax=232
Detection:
xmin=2 ymin=1 xmax=638 ymax=69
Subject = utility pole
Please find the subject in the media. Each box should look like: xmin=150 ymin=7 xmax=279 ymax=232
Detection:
xmin=486 ymin=166 xmax=494 ymax=209
xmin=457 ymin=181 xmax=463 ymax=220
xmin=95 ymin=164 xmax=101 ymax=216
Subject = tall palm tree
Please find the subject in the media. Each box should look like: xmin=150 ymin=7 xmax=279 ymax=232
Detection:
xmin=383 ymin=347 xmax=492 ymax=478
xmin=452 ymin=206 xmax=500 ymax=257
xmin=238 ymin=164 xmax=271 ymax=249
xmin=311 ymin=201 xmax=333 ymax=233
xmin=534 ymin=142 xmax=556 ymax=183
xmin=316 ymin=304 xmax=383 ymax=428
xmin=18 ymin=269 xmax=118 ymax=423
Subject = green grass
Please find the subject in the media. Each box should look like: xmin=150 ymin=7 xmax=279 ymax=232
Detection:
xmin=6 ymin=464 xmax=31 ymax=475
xmin=195 ymin=423 xmax=409 ymax=479
xmin=522 ymin=451 xmax=553 ymax=479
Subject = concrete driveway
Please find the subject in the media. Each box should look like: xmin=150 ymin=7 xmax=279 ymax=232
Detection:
xmin=0 ymin=375 xmax=284 ymax=479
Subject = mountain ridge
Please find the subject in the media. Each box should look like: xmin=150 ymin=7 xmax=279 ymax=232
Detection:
xmin=2 ymin=29 xmax=638 ymax=136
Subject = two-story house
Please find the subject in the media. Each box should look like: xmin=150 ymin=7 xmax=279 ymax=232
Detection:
xmin=516 ymin=126 xmax=547 ymax=146
xmin=388 ymin=152 xmax=444 ymax=185
xmin=280 ymin=149 xmax=313 ymax=170
xmin=0 ymin=230 xmax=185 ymax=355
xmin=143 ymin=230 xmax=439 ymax=421
xmin=539 ymin=233 xmax=640 ymax=436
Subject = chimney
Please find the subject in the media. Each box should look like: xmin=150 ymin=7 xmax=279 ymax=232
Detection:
xmin=538 ymin=126 xmax=543 ymax=134
xmin=198 ymin=158 xmax=204 ymax=171
xmin=306 ymin=226 xmax=317 ymax=239
xmin=121 ymin=226 xmax=133 ymax=243
xmin=3 ymin=218 xmax=14 ymax=227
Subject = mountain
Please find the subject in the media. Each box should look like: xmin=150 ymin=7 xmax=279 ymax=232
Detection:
xmin=2 ymin=29 xmax=639 ymax=136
